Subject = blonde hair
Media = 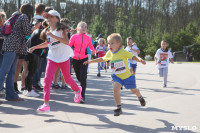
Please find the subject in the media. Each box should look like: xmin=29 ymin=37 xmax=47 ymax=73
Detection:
xmin=107 ymin=33 xmax=122 ymax=44
xmin=77 ymin=21 xmax=87 ymax=33
xmin=98 ymin=38 xmax=106 ymax=45
xmin=0 ymin=11 xmax=6 ymax=23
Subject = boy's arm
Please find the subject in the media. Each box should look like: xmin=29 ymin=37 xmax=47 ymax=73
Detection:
xmin=169 ymin=58 xmax=174 ymax=64
xmin=83 ymin=57 xmax=104 ymax=65
xmin=132 ymin=56 xmax=146 ymax=65
xmin=154 ymin=57 xmax=158 ymax=65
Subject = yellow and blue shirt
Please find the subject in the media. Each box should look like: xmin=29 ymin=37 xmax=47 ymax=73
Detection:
xmin=103 ymin=48 xmax=134 ymax=80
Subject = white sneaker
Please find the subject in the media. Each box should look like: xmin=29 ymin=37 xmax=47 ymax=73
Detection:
xmin=23 ymin=90 xmax=28 ymax=95
xmin=25 ymin=90 xmax=40 ymax=97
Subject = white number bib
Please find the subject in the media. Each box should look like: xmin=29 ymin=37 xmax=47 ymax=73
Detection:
xmin=111 ymin=60 xmax=126 ymax=74
xmin=161 ymin=61 xmax=167 ymax=65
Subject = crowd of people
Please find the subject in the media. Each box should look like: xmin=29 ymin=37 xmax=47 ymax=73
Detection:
xmin=0 ymin=3 xmax=174 ymax=116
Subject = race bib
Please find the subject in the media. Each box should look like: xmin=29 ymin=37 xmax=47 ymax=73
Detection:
xmin=111 ymin=60 xmax=126 ymax=74
xmin=161 ymin=61 xmax=167 ymax=65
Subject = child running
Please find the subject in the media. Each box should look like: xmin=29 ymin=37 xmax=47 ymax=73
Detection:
xmin=29 ymin=10 xmax=82 ymax=113
xmin=69 ymin=21 xmax=95 ymax=104
xmin=84 ymin=33 xmax=146 ymax=116
xmin=125 ymin=37 xmax=140 ymax=75
xmin=96 ymin=38 xmax=108 ymax=77
xmin=154 ymin=40 xmax=174 ymax=88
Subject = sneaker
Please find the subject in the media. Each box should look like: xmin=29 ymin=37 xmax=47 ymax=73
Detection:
xmin=163 ymin=84 xmax=167 ymax=88
xmin=74 ymin=86 xmax=82 ymax=103
xmin=37 ymin=104 xmax=50 ymax=113
xmin=61 ymin=85 xmax=70 ymax=90
xmin=51 ymin=84 xmax=60 ymax=89
xmin=97 ymin=73 xmax=101 ymax=77
xmin=114 ymin=108 xmax=122 ymax=116
xmin=23 ymin=90 xmax=28 ymax=95
xmin=139 ymin=97 xmax=146 ymax=106
xmin=80 ymin=97 xmax=85 ymax=104
xmin=33 ymin=84 xmax=43 ymax=91
xmin=25 ymin=90 xmax=40 ymax=97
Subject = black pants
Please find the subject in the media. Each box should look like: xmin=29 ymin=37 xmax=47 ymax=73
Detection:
xmin=25 ymin=54 xmax=40 ymax=91
xmin=73 ymin=57 xmax=88 ymax=99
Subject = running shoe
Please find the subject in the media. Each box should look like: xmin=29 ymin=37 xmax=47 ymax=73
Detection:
xmin=139 ymin=97 xmax=146 ymax=106
xmin=74 ymin=86 xmax=82 ymax=103
xmin=61 ymin=85 xmax=70 ymax=90
xmin=51 ymin=83 xmax=60 ymax=89
xmin=37 ymin=104 xmax=50 ymax=113
xmin=80 ymin=97 xmax=85 ymax=104
xmin=25 ymin=90 xmax=40 ymax=97
xmin=114 ymin=108 xmax=122 ymax=116
xmin=97 ymin=73 xmax=101 ymax=77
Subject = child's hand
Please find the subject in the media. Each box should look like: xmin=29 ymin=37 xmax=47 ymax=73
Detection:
xmin=140 ymin=59 xmax=146 ymax=65
xmin=83 ymin=61 xmax=90 ymax=65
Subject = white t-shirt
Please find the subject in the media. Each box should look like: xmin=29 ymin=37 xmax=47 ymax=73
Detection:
xmin=47 ymin=29 xmax=74 ymax=63
xmin=125 ymin=45 xmax=139 ymax=64
xmin=154 ymin=48 xmax=173 ymax=68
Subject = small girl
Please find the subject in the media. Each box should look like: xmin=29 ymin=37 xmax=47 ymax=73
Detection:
xmin=69 ymin=21 xmax=95 ymax=103
xmin=29 ymin=10 xmax=82 ymax=113
xmin=96 ymin=38 xmax=108 ymax=77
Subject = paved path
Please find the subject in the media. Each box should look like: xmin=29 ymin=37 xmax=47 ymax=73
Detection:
xmin=0 ymin=62 xmax=200 ymax=133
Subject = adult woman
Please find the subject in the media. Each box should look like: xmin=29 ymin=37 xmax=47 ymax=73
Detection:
xmin=0 ymin=3 xmax=40 ymax=101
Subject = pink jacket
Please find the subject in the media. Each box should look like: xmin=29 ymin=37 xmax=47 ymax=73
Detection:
xmin=69 ymin=33 xmax=95 ymax=60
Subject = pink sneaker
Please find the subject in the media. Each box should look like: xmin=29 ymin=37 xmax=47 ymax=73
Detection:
xmin=37 ymin=104 xmax=50 ymax=113
xmin=74 ymin=86 xmax=82 ymax=103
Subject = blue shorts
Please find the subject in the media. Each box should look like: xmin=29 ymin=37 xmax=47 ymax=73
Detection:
xmin=112 ymin=74 xmax=136 ymax=89
xmin=128 ymin=63 xmax=137 ymax=72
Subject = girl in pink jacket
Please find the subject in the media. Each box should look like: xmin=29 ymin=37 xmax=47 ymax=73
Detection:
xmin=69 ymin=21 xmax=95 ymax=103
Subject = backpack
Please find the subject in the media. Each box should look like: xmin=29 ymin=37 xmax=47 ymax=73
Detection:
xmin=1 ymin=14 xmax=21 ymax=36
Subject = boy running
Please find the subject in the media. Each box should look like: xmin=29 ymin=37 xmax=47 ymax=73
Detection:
xmin=84 ymin=33 xmax=146 ymax=116
xmin=154 ymin=40 xmax=174 ymax=88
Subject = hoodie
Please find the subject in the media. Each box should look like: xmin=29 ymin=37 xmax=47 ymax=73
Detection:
xmin=69 ymin=33 xmax=95 ymax=60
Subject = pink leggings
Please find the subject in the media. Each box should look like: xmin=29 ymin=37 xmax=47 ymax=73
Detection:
xmin=43 ymin=59 xmax=79 ymax=101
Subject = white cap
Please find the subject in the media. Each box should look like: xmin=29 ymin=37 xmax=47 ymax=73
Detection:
xmin=43 ymin=10 xmax=61 ymax=20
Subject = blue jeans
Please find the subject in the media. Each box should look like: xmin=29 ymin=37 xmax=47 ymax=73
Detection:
xmin=97 ymin=62 xmax=105 ymax=73
xmin=0 ymin=52 xmax=19 ymax=100
xmin=33 ymin=57 xmax=47 ymax=86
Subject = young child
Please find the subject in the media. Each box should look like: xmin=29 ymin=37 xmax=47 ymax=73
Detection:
xmin=29 ymin=10 xmax=82 ymax=113
xmin=96 ymin=38 xmax=108 ymax=77
xmin=69 ymin=21 xmax=95 ymax=104
xmin=84 ymin=33 xmax=146 ymax=116
xmin=51 ymin=18 xmax=71 ymax=90
xmin=154 ymin=40 xmax=174 ymax=88
xmin=125 ymin=37 xmax=140 ymax=75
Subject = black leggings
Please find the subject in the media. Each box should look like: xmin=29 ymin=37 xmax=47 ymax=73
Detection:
xmin=73 ymin=57 xmax=88 ymax=98
xmin=25 ymin=54 xmax=40 ymax=91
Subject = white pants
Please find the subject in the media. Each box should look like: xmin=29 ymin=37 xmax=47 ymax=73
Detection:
xmin=158 ymin=67 xmax=168 ymax=85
